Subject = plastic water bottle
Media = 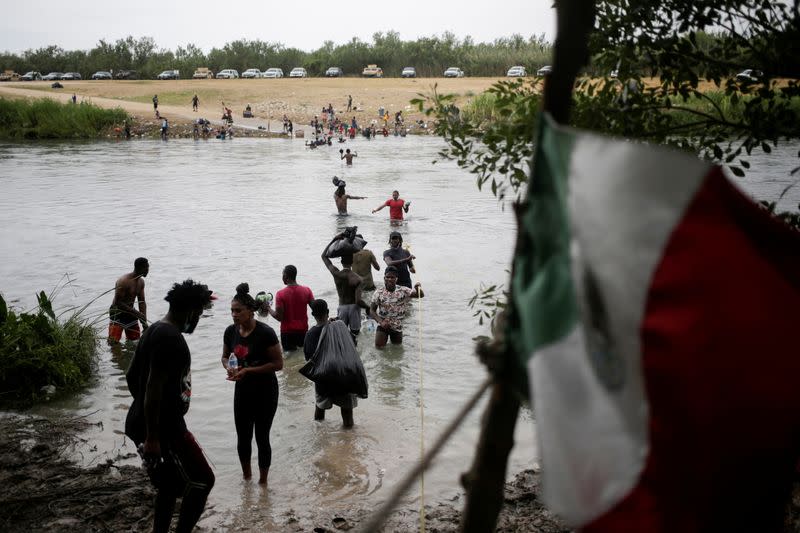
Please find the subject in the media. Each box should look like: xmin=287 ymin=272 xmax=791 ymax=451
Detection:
xmin=228 ymin=354 xmax=238 ymax=371
xmin=364 ymin=318 xmax=377 ymax=334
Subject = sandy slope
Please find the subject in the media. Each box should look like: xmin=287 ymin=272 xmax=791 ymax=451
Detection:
xmin=0 ymin=77 xmax=502 ymax=130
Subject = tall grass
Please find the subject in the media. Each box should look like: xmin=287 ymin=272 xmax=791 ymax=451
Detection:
xmin=0 ymin=290 xmax=99 ymax=407
xmin=0 ymin=97 xmax=129 ymax=139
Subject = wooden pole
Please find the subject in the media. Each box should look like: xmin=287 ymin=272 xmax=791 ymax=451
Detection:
xmin=458 ymin=1 xmax=596 ymax=531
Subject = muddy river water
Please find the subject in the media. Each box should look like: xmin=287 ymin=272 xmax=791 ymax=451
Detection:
xmin=0 ymin=134 xmax=796 ymax=529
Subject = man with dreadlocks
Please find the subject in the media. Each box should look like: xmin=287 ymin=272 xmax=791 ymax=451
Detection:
xmin=125 ymin=279 xmax=215 ymax=533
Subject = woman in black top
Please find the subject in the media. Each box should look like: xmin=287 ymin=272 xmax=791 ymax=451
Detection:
xmin=221 ymin=283 xmax=283 ymax=485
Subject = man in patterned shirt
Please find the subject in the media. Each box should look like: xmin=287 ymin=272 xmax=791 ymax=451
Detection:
xmin=369 ymin=266 xmax=424 ymax=347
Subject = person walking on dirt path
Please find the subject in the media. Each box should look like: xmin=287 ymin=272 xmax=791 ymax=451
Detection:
xmin=153 ymin=94 xmax=158 ymax=113
xmin=124 ymin=279 xmax=215 ymax=533
xmin=71 ymin=93 xmax=77 ymax=104
xmin=192 ymin=94 xmax=199 ymax=112
xmin=109 ymin=257 xmax=149 ymax=343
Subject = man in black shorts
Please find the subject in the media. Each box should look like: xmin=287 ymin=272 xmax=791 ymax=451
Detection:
xmin=125 ymin=279 xmax=214 ymax=533
xmin=370 ymin=266 xmax=423 ymax=347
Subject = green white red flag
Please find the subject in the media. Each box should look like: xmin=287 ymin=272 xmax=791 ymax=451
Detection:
xmin=509 ymin=114 xmax=800 ymax=531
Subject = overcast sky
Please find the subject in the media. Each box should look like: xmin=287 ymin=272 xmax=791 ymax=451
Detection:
xmin=1 ymin=0 xmax=556 ymax=54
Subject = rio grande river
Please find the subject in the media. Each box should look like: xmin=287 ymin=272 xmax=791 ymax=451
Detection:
xmin=0 ymin=134 xmax=796 ymax=529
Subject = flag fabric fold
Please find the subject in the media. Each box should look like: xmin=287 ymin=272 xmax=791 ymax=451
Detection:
xmin=511 ymin=114 xmax=800 ymax=531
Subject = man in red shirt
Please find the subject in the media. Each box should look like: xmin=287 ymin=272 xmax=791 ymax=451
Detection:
xmin=266 ymin=265 xmax=315 ymax=351
xmin=372 ymin=190 xmax=410 ymax=221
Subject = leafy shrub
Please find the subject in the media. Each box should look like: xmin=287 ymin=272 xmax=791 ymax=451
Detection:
xmin=0 ymin=291 xmax=98 ymax=406
xmin=0 ymin=97 xmax=128 ymax=139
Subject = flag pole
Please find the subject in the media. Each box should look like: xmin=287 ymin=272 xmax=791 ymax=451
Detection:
xmin=457 ymin=1 xmax=596 ymax=531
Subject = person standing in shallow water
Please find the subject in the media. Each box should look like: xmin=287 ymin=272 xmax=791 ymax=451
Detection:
xmin=372 ymin=190 xmax=410 ymax=222
xmin=221 ymin=283 xmax=284 ymax=485
xmin=321 ymin=235 xmax=370 ymax=343
xmin=109 ymin=257 xmax=148 ymax=343
xmin=333 ymin=178 xmax=366 ymax=215
xmin=124 ymin=279 xmax=215 ymax=533
xmin=266 ymin=265 xmax=315 ymax=352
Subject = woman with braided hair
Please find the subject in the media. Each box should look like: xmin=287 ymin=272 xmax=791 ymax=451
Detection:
xmin=221 ymin=283 xmax=283 ymax=485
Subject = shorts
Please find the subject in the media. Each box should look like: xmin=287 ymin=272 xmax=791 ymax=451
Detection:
xmin=337 ymin=304 xmax=362 ymax=333
xmin=108 ymin=307 xmax=140 ymax=341
xmin=281 ymin=330 xmax=307 ymax=352
xmin=148 ymin=430 xmax=215 ymax=495
xmin=377 ymin=325 xmax=403 ymax=344
xmin=315 ymin=391 xmax=358 ymax=410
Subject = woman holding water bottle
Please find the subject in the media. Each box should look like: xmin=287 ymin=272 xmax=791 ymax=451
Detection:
xmin=221 ymin=283 xmax=283 ymax=485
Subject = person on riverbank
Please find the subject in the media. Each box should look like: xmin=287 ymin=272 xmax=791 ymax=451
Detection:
xmin=304 ymin=299 xmax=358 ymax=427
xmin=352 ymin=248 xmax=381 ymax=291
xmin=372 ymin=190 xmax=410 ymax=222
xmin=265 ymin=265 xmax=315 ymax=352
xmin=340 ymin=148 xmax=357 ymax=165
xmin=346 ymin=94 xmax=352 ymax=112
xmin=333 ymin=177 xmax=366 ymax=215
xmin=192 ymin=94 xmax=199 ymax=112
xmin=370 ymin=267 xmax=424 ymax=347
xmin=160 ymin=117 xmax=169 ymax=140
xmin=71 ymin=93 xmax=77 ymax=104
xmin=124 ymin=279 xmax=214 ymax=533
xmin=222 ymin=283 xmax=284 ymax=485
xmin=383 ymin=231 xmax=415 ymax=289
xmin=152 ymin=94 xmax=158 ymax=113
xmin=322 ymin=235 xmax=369 ymax=343
xmin=109 ymin=257 xmax=149 ymax=343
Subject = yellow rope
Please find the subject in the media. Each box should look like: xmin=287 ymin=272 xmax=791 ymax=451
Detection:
xmin=417 ymin=284 xmax=425 ymax=533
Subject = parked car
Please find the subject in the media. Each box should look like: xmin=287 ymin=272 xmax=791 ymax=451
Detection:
xmin=506 ymin=66 xmax=527 ymax=77
xmin=362 ymin=64 xmax=383 ymax=78
xmin=242 ymin=68 xmax=262 ymax=79
xmin=401 ymin=66 xmax=417 ymax=78
xmin=42 ymin=72 xmax=64 ymax=81
xmin=115 ymin=70 xmax=138 ymax=80
xmin=263 ymin=67 xmax=284 ymax=78
xmin=91 ymin=71 xmax=112 ymax=80
xmin=216 ymin=69 xmax=239 ymax=79
xmin=736 ymin=69 xmax=763 ymax=82
xmin=443 ymin=67 xmax=464 ymax=78
xmin=157 ymin=69 xmax=179 ymax=80
xmin=60 ymin=72 xmax=82 ymax=80
xmin=325 ymin=67 xmax=344 ymax=77
xmin=536 ymin=65 xmax=553 ymax=76
xmin=289 ymin=67 xmax=308 ymax=78
xmin=21 ymin=71 xmax=43 ymax=81
xmin=0 ymin=70 xmax=20 ymax=81
xmin=192 ymin=67 xmax=214 ymax=79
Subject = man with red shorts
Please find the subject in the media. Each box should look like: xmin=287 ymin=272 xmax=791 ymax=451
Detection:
xmin=266 ymin=265 xmax=315 ymax=351
xmin=108 ymin=257 xmax=149 ymax=343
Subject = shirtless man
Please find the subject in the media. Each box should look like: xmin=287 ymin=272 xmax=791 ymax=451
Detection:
xmin=339 ymin=148 xmax=357 ymax=165
xmin=109 ymin=257 xmax=149 ymax=343
xmin=322 ymin=235 xmax=369 ymax=342
xmin=332 ymin=178 xmax=366 ymax=215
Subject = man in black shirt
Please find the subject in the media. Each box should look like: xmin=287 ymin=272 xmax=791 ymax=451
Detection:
xmin=383 ymin=231 xmax=415 ymax=288
xmin=125 ymin=279 xmax=214 ymax=533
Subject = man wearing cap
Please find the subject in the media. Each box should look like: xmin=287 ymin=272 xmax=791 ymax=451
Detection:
xmin=383 ymin=231 xmax=415 ymax=289
xmin=370 ymin=267 xmax=424 ymax=347
xmin=332 ymin=177 xmax=366 ymax=215
xmin=372 ymin=190 xmax=410 ymax=221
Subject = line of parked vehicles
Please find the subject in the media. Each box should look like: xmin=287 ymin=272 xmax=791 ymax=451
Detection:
xmin=0 ymin=66 xmax=764 ymax=82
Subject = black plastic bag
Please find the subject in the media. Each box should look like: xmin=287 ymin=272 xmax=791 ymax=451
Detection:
xmin=326 ymin=226 xmax=368 ymax=258
xmin=299 ymin=320 xmax=368 ymax=398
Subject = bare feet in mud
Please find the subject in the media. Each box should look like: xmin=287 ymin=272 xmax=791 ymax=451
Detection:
xmin=258 ymin=468 xmax=268 ymax=485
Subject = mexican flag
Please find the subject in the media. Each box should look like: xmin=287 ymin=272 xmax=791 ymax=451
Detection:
xmin=510 ymin=114 xmax=800 ymax=531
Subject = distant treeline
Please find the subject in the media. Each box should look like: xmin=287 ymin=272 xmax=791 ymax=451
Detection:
xmin=0 ymin=32 xmax=552 ymax=78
